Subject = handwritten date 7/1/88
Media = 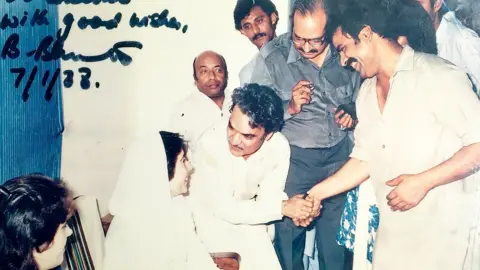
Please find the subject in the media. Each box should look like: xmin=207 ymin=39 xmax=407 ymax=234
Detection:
xmin=10 ymin=66 xmax=99 ymax=102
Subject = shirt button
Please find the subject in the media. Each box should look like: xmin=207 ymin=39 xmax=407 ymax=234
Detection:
xmin=221 ymin=113 xmax=223 ymax=117
xmin=382 ymin=144 xmax=386 ymax=149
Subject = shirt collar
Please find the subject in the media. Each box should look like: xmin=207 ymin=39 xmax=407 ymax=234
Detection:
xmin=392 ymin=45 xmax=415 ymax=75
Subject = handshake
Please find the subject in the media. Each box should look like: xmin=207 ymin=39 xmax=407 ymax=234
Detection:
xmin=281 ymin=193 xmax=322 ymax=227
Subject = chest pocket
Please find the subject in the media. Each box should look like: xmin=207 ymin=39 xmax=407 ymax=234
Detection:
xmin=322 ymin=69 xmax=354 ymax=106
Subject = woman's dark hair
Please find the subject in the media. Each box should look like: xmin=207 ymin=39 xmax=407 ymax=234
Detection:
xmin=160 ymin=131 xmax=188 ymax=180
xmin=0 ymin=174 xmax=72 ymax=270
xmin=230 ymin=83 xmax=284 ymax=134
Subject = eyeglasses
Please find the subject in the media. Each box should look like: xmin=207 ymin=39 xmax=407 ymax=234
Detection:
xmin=292 ymin=34 xmax=326 ymax=46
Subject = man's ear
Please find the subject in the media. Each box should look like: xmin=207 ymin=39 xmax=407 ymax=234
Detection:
xmin=270 ymin=12 xmax=278 ymax=28
xmin=358 ymin=26 xmax=373 ymax=42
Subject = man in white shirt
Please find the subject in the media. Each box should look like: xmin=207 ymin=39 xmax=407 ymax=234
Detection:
xmin=418 ymin=0 xmax=480 ymax=95
xmin=188 ymin=83 xmax=319 ymax=270
xmin=169 ymin=51 xmax=232 ymax=151
xmin=301 ymin=0 xmax=480 ymax=269
xmin=234 ymin=0 xmax=279 ymax=84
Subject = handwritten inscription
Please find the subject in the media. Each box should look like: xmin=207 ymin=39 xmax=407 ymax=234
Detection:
xmin=2 ymin=1 xmax=189 ymax=102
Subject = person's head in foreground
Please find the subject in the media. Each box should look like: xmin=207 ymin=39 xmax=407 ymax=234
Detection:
xmin=234 ymin=0 xmax=279 ymax=49
xmin=160 ymin=131 xmax=193 ymax=196
xmin=0 ymin=174 xmax=73 ymax=270
xmin=227 ymin=83 xmax=284 ymax=159
xmin=329 ymin=0 xmax=411 ymax=79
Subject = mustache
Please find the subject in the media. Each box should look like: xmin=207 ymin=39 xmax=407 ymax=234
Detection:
xmin=253 ymin=33 xmax=267 ymax=41
xmin=299 ymin=48 xmax=319 ymax=54
xmin=345 ymin=57 xmax=358 ymax=71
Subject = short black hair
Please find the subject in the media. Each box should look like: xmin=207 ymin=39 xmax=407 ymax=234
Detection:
xmin=230 ymin=83 xmax=284 ymax=134
xmin=326 ymin=0 xmax=398 ymax=43
xmin=390 ymin=0 xmax=438 ymax=54
xmin=327 ymin=0 xmax=438 ymax=54
xmin=159 ymin=131 xmax=188 ymax=180
xmin=192 ymin=53 xmax=229 ymax=81
xmin=0 ymin=174 xmax=72 ymax=270
xmin=234 ymin=0 xmax=278 ymax=31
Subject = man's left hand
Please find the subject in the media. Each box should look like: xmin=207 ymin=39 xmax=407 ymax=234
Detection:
xmin=386 ymin=174 xmax=431 ymax=212
xmin=334 ymin=108 xmax=356 ymax=130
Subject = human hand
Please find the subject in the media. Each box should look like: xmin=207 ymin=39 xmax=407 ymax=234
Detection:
xmin=334 ymin=105 xmax=357 ymax=130
xmin=292 ymin=194 xmax=322 ymax=227
xmin=213 ymin=257 xmax=239 ymax=270
xmin=288 ymin=80 xmax=313 ymax=115
xmin=282 ymin=194 xmax=314 ymax=220
xmin=386 ymin=174 xmax=431 ymax=212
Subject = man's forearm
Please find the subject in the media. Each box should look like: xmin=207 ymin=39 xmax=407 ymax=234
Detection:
xmin=308 ymin=157 xmax=369 ymax=200
xmin=419 ymin=143 xmax=480 ymax=190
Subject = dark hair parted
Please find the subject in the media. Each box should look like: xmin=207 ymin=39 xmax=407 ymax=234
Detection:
xmin=234 ymin=0 xmax=278 ymax=30
xmin=192 ymin=53 xmax=229 ymax=81
xmin=0 ymin=174 xmax=72 ymax=270
xmin=230 ymin=83 xmax=284 ymax=134
xmin=160 ymin=131 xmax=188 ymax=180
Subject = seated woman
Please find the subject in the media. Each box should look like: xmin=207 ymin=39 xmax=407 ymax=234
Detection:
xmin=0 ymin=174 xmax=73 ymax=270
xmin=103 ymin=131 xmax=220 ymax=270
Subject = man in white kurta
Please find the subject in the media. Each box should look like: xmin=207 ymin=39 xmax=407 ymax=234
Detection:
xmin=188 ymin=84 xmax=317 ymax=270
xmin=349 ymin=46 xmax=480 ymax=269
xmin=169 ymin=51 xmax=232 ymax=152
xmin=304 ymin=2 xmax=480 ymax=268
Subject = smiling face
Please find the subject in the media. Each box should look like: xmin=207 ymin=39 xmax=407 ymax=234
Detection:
xmin=194 ymin=51 xmax=227 ymax=99
xmin=332 ymin=26 xmax=379 ymax=79
xmin=169 ymin=149 xmax=193 ymax=197
xmin=33 ymin=223 xmax=73 ymax=270
xmin=226 ymin=105 xmax=272 ymax=159
xmin=239 ymin=5 xmax=277 ymax=49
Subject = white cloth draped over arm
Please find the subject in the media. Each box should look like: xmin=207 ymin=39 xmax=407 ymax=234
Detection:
xmin=104 ymin=132 xmax=218 ymax=270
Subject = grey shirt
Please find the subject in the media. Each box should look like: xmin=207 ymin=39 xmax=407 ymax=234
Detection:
xmin=244 ymin=33 xmax=361 ymax=149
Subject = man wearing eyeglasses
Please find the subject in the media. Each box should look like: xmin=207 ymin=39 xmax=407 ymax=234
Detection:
xmin=245 ymin=0 xmax=360 ymax=269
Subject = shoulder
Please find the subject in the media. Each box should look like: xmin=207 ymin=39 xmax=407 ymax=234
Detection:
xmin=413 ymin=52 xmax=473 ymax=93
xmin=267 ymin=132 xmax=290 ymax=157
xmin=259 ymin=33 xmax=291 ymax=60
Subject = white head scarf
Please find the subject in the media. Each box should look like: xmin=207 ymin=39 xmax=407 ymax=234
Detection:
xmin=104 ymin=132 xmax=193 ymax=269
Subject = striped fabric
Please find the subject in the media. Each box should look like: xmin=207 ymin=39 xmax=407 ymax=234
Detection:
xmin=64 ymin=209 xmax=95 ymax=270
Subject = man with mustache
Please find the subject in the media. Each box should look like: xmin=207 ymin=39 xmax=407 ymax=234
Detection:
xmin=234 ymin=0 xmax=279 ymax=84
xmin=417 ymin=0 xmax=480 ymax=95
xmin=187 ymin=83 xmax=319 ymax=269
xmin=245 ymin=0 xmax=361 ymax=269
xmin=169 ymin=50 xmax=232 ymax=152
xmin=301 ymin=0 xmax=480 ymax=268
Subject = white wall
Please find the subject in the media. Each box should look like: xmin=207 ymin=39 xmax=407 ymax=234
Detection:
xmin=60 ymin=0 xmax=289 ymax=214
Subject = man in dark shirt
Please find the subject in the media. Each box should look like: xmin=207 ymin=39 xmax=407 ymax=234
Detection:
xmin=246 ymin=0 xmax=360 ymax=269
